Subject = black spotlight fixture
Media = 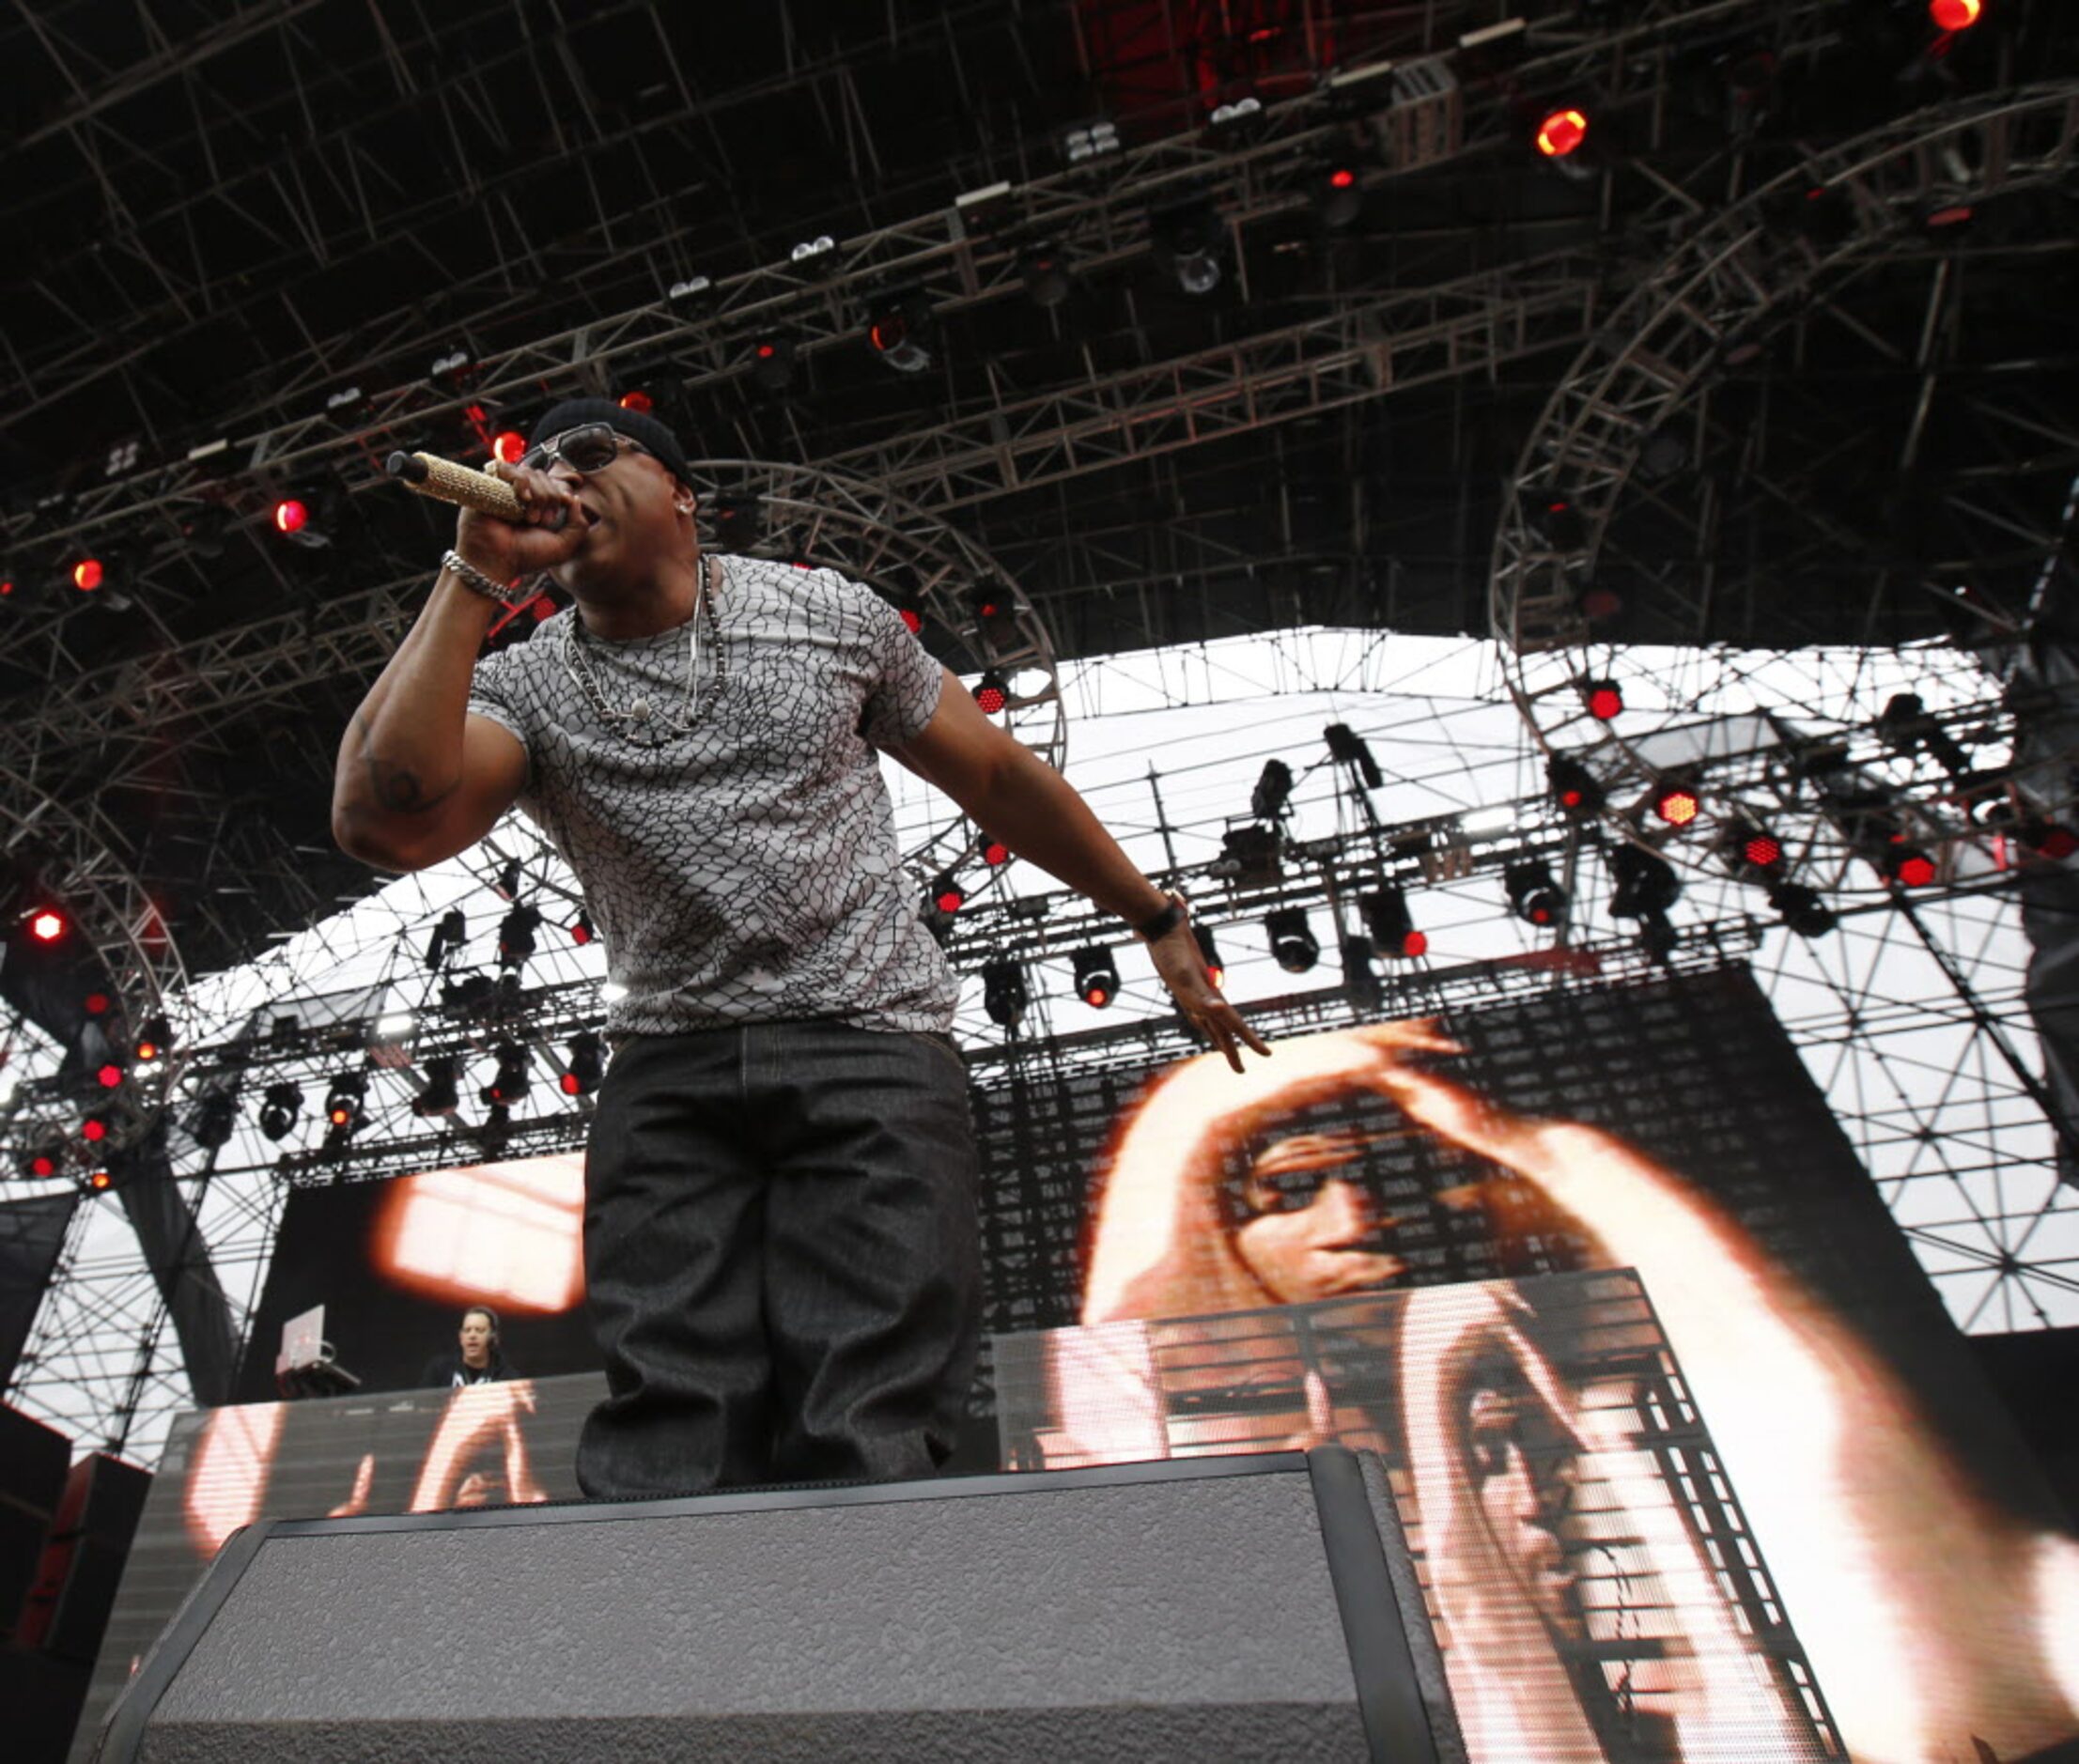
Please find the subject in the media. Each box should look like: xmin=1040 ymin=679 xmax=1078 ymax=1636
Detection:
xmin=1324 ymin=723 xmax=1384 ymax=789
xmin=323 ymin=1072 xmax=367 ymax=1133
xmin=412 ymin=1056 xmax=461 ymax=1119
xmin=1265 ymin=907 xmax=1320 ymax=974
xmin=750 ymin=336 xmax=797 ymax=393
xmin=1609 ymin=844 xmax=1683 ymax=921
xmin=1546 ymin=756 xmax=1606 ymax=817
xmin=1768 ymin=881 xmax=1837 ymax=938
xmin=425 ymin=907 xmax=467 ymax=973
xmin=863 ymin=289 xmax=936 ymax=373
xmin=257 ymin=1081 xmax=302 ymax=1142
xmin=1019 ymin=246 xmax=1074 ymax=307
xmin=712 ymin=492 xmax=764 ymax=551
xmin=1074 ymin=946 xmax=1121 ymax=1009
xmin=561 ymin=1032 xmax=606 ymax=1097
xmin=497 ymin=904 xmax=541 ymax=968
xmin=1251 ymin=759 xmax=1295 ymax=823
xmin=1149 ymin=202 xmax=1225 ymax=296
xmin=482 ymin=1043 xmax=530 ymax=1106
xmin=189 ymin=1087 xmax=237 ymax=1152
xmin=1362 ymin=887 xmax=1427 ymax=959
xmin=1311 ymin=159 xmax=1365 ymax=229
xmin=982 ymin=960 xmax=1029 ymax=1028
xmin=1504 ymin=860 xmax=1567 ymax=929
xmin=1341 ymin=934 xmax=1382 ymax=1012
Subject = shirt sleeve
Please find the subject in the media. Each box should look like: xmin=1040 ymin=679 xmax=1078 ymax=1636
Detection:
xmin=849 ymin=578 xmax=946 ymax=750
xmin=465 ymin=644 xmax=535 ymax=790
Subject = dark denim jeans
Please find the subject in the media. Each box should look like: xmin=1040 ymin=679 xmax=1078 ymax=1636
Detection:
xmin=575 ymin=1019 xmax=981 ymax=1499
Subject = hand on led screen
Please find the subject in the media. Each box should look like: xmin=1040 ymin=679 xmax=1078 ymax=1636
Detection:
xmin=409 ymin=1379 xmax=551 ymax=1512
xmin=326 ymin=1453 xmax=376 ymax=1518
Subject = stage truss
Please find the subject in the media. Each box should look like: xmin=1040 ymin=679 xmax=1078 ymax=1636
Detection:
xmin=3 ymin=627 xmax=2070 ymax=1468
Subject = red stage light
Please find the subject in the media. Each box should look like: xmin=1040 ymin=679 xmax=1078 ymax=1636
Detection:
xmin=1402 ymin=930 xmax=1430 ymax=958
xmin=1744 ymin=832 xmax=1784 ymax=868
xmin=1535 ymin=108 xmax=1589 ymax=160
xmin=935 ymin=881 xmax=967 ymax=914
xmin=1585 ymin=681 xmax=1623 ymax=721
xmin=273 ymin=499 xmax=308 ymax=534
xmin=328 ymin=1104 xmax=352 ymax=1127
xmin=980 ymin=836 xmax=1011 ymax=867
xmin=1082 ymin=981 xmax=1111 ymax=1008
xmin=899 ymin=607 xmax=923 ymax=635
xmin=2034 ymin=824 xmax=2079 ymax=860
xmin=73 ymin=558 xmax=103 ymax=592
xmin=617 ymin=390 xmax=654 ymax=414
xmin=82 ymin=1119 xmax=108 ymax=1143
xmin=30 ymin=1155 xmax=56 ymax=1179
xmin=88 ymin=1170 xmax=112 ymax=1191
xmin=97 ymin=1064 xmax=123 ymax=1090
xmin=1896 ymin=852 xmax=1937 ymax=887
xmin=1653 ymin=786 xmax=1700 ymax=828
xmin=973 ymin=673 xmax=1009 ymax=715
xmin=1 ymin=578 xmax=14 ymax=596
xmin=868 ymin=317 xmax=905 ymax=354
xmin=84 ymin=992 xmax=108 ymax=1014
xmin=559 ymin=1072 xmax=582 ymax=1095
xmin=570 ymin=914 xmax=594 ymax=946
xmin=1328 ymin=166 xmax=1357 ymax=190
xmin=1930 ymin=0 xmax=1981 ymax=28
xmin=493 ymin=430 xmax=527 ymax=465
xmin=30 ymin=908 xmax=67 ymax=943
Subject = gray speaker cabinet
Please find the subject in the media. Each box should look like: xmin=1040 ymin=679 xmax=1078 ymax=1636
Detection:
xmin=95 ymin=1446 xmax=1458 ymax=1763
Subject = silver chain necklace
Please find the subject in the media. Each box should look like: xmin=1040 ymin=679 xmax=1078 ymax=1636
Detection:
xmin=561 ymin=556 xmax=724 ymax=745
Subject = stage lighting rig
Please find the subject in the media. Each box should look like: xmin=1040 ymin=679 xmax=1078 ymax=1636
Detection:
xmin=1547 ymin=756 xmax=1605 ymax=817
xmin=258 ymin=1082 xmax=302 ymax=1142
xmin=1505 ymin=860 xmax=1566 ymax=929
xmin=133 ymin=1016 xmax=170 ymax=1064
xmin=483 ymin=1044 xmax=530 ymax=1106
xmin=970 ymin=580 xmax=1021 ymax=643
xmin=1149 ymin=203 xmax=1225 ymax=297
xmin=412 ymin=1057 xmax=461 ymax=1119
xmin=1341 ymin=935 xmax=1382 ymax=1012
xmin=497 ymin=904 xmax=541 ymax=967
xmin=1074 ymin=947 xmax=1120 ymax=1009
xmin=1311 ymin=161 xmax=1365 ymax=230
xmin=976 ymin=830 xmax=1012 ymax=869
xmin=973 ymin=672 xmax=1011 ymax=715
xmin=1582 ymin=679 xmax=1623 ymax=722
xmin=561 ymin=1033 xmax=605 ymax=1097
xmin=1652 ymin=781 xmax=1701 ymax=828
xmin=188 ymin=1087 xmax=236 ymax=1153
xmin=1363 ymin=888 xmax=1427 ymax=959
xmin=1610 ymin=844 xmax=1683 ymax=923
xmin=1251 ymin=760 xmax=1295 ymax=823
xmin=982 ymin=960 xmax=1029 ymax=1029
xmin=1324 ymin=723 xmax=1384 ymax=790
xmin=1019 ymin=247 xmax=1074 ymax=308
xmin=425 ymin=907 xmax=467 ymax=973
xmin=1876 ymin=692 xmax=1971 ymax=776
xmin=1534 ymin=106 xmax=1590 ymax=162
xmin=864 ymin=290 xmax=936 ymax=374
xmin=1266 ymin=908 xmax=1319 ymax=974
xmin=324 ymin=1073 xmax=367 ymax=1133
xmin=932 ymin=874 xmax=968 ymax=914
xmin=712 ymin=493 xmax=764 ymax=551
xmin=1219 ymin=825 xmax=1282 ymax=887
xmin=750 ymin=338 xmax=796 ymax=393
xmin=1769 ymin=882 xmax=1837 ymax=938
xmin=27 ymin=906 xmax=68 ymax=944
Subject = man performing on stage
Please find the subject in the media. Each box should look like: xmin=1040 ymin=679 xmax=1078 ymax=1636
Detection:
xmin=332 ymin=398 xmax=1268 ymax=1498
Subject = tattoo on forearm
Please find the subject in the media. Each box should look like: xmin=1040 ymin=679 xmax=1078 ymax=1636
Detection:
xmin=353 ymin=713 xmax=460 ymax=817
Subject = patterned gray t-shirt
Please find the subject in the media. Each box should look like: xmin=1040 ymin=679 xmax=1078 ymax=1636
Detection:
xmin=465 ymin=556 xmax=957 ymax=1038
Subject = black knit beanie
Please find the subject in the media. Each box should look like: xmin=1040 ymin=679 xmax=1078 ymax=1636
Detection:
xmin=528 ymin=397 xmax=691 ymax=487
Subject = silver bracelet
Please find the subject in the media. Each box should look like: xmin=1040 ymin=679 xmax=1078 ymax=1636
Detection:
xmin=441 ymin=549 xmax=525 ymax=608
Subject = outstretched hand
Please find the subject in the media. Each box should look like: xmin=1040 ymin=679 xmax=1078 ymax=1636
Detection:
xmin=1142 ymin=901 xmax=1272 ymax=1073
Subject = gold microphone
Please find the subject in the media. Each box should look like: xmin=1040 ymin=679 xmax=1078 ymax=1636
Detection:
xmin=384 ymin=451 xmax=526 ymax=522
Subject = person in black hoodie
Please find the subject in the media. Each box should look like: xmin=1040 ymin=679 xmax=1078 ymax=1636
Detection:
xmin=421 ymin=1304 xmax=513 ymax=1390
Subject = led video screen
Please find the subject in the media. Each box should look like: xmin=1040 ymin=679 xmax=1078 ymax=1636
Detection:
xmin=998 ymin=1270 xmax=1839 ymax=1761
xmin=974 ymin=964 xmax=2079 ymax=1764
xmin=236 ymin=1152 xmax=597 ymax=1400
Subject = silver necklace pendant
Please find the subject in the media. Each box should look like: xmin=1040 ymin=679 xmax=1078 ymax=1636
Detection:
xmin=630 ymin=697 xmax=652 ymax=724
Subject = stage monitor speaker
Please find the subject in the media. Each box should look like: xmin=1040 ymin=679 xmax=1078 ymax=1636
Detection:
xmin=22 ymin=1453 xmax=152 ymax=1663
xmin=93 ymin=1446 xmax=1454 ymax=1763
xmin=0 ymin=1403 xmax=70 ymax=1642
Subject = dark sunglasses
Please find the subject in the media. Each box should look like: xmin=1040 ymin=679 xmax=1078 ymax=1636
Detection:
xmin=519 ymin=423 xmax=654 ymax=476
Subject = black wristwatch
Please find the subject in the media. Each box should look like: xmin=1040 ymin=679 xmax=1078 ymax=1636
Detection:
xmin=1133 ymin=894 xmax=1187 ymax=941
